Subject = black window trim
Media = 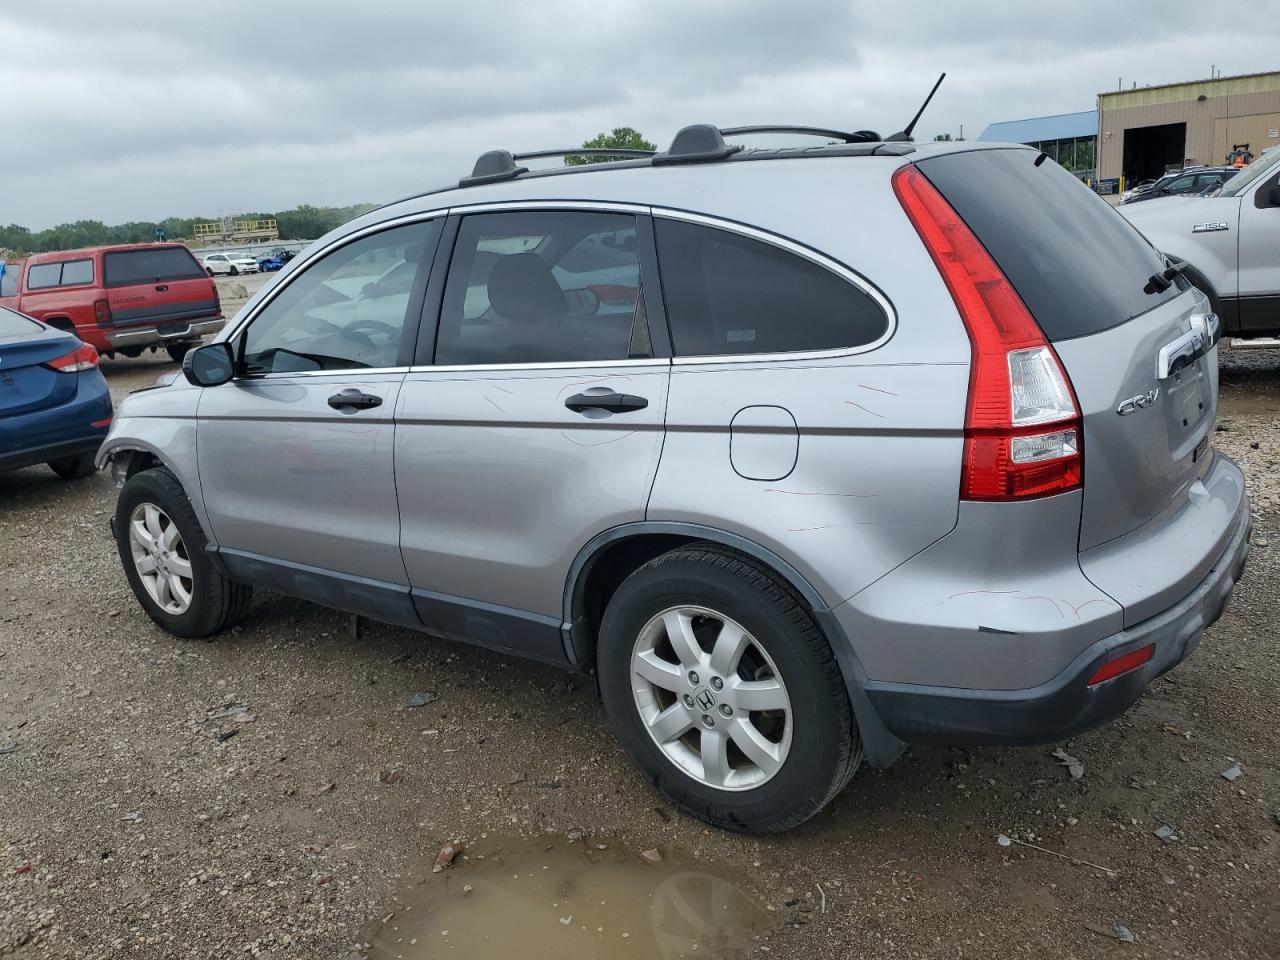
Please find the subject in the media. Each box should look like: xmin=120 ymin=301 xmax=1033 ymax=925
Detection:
xmin=650 ymin=207 xmax=897 ymax=365
xmin=222 ymin=200 xmax=897 ymax=375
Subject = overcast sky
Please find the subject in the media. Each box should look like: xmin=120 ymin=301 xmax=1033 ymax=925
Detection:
xmin=3 ymin=1 xmax=1276 ymax=227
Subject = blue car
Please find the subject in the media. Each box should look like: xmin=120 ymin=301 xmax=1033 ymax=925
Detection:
xmin=256 ymin=255 xmax=284 ymax=272
xmin=0 ymin=306 xmax=112 ymax=479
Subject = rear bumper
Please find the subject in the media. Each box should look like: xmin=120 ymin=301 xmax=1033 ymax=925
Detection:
xmin=107 ymin=317 xmax=225 ymax=348
xmin=0 ymin=435 xmax=106 ymax=473
xmin=864 ymin=496 xmax=1251 ymax=745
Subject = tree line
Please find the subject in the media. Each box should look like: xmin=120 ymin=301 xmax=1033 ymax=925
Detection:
xmin=0 ymin=202 xmax=377 ymax=256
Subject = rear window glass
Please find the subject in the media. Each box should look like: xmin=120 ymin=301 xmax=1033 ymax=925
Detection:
xmin=917 ymin=148 xmax=1177 ymax=341
xmin=653 ymin=219 xmax=889 ymax=357
xmin=104 ymin=247 xmax=205 ymax=287
xmin=0 ymin=306 xmax=39 ymax=337
xmin=26 ymin=259 xmax=93 ymax=290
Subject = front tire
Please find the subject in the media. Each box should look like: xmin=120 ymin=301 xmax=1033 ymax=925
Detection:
xmin=229 ymin=266 xmax=239 ymax=276
xmin=598 ymin=544 xmax=861 ymax=834
xmin=114 ymin=467 xmax=252 ymax=638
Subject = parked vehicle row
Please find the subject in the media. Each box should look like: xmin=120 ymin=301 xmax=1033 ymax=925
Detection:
xmin=98 ymin=129 xmax=1249 ymax=834
xmin=0 ymin=244 xmax=224 ymax=361
xmin=1120 ymin=165 xmax=1239 ymax=204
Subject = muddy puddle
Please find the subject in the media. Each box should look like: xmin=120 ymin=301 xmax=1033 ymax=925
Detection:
xmin=366 ymin=838 xmax=774 ymax=959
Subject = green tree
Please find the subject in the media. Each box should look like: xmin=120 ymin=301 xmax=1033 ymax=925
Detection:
xmin=565 ymin=127 xmax=657 ymax=165
xmin=933 ymin=132 xmax=953 ymax=141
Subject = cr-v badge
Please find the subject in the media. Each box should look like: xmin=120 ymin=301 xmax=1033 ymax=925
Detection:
xmin=1117 ymin=388 xmax=1160 ymax=415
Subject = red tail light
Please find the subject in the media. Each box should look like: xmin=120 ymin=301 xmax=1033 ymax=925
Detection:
xmin=893 ymin=166 xmax=1082 ymax=501
xmin=93 ymin=298 xmax=112 ymax=326
xmin=46 ymin=343 xmax=100 ymax=372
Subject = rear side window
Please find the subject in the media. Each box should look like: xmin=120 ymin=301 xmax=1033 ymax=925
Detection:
xmin=653 ymin=219 xmax=889 ymax=357
xmin=104 ymin=247 xmax=206 ymax=287
xmin=917 ymin=149 xmax=1176 ymax=341
xmin=0 ymin=306 xmax=39 ymax=336
xmin=26 ymin=259 xmax=94 ymax=290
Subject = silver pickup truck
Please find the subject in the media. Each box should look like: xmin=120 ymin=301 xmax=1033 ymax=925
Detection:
xmin=1121 ymin=146 xmax=1280 ymax=340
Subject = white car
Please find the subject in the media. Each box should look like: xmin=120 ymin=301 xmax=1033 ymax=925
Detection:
xmin=202 ymin=252 xmax=260 ymax=276
xmin=1120 ymin=146 xmax=1280 ymax=339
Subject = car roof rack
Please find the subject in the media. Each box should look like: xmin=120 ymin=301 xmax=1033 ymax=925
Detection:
xmin=452 ymin=120 xmax=918 ymax=191
xmin=459 ymin=147 xmax=657 ymax=187
xmin=720 ymin=124 xmax=883 ymax=144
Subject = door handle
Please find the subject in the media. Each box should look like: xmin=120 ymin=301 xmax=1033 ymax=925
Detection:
xmin=328 ymin=389 xmax=382 ymax=411
xmin=564 ymin=391 xmax=648 ymax=414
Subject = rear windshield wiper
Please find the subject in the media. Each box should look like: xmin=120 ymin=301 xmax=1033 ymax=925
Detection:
xmin=1145 ymin=260 xmax=1188 ymax=295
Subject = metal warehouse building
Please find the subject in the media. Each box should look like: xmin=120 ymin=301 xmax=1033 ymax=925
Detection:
xmin=1098 ymin=70 xmax=1280 ymax=186
xmin=978 ymin=110 xmax=1097 ymax=180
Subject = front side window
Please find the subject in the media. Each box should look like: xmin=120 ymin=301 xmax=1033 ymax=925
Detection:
xmin=241 ymin=220 xmax=438 ymax=374
xmin=435 ymin=210 xmax=645 ymax=366
xmin=653 ymin=218 xmax=890 ymax=357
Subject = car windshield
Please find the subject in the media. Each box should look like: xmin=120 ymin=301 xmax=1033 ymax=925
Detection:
xmin=1216 ymin=149 xmax=1280 ymax=197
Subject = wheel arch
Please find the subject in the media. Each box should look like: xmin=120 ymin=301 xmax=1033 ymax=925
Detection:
xmin=98 ymin=440 xmax=218 ymax=546
xmin=564 ymin=522 xmax=907 ymax=767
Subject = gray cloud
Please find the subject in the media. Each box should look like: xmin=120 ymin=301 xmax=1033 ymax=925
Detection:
xmin=3 ymin=0 xmax=1275 ymax=226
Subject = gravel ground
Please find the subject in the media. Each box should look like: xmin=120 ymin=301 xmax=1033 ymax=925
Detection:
xmin=1 ymin=341 xmax=1277 ymax=959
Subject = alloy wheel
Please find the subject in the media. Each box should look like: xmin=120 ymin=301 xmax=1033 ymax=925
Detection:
xmin=630 ymin=605 xmax=792 ymax=791
xmin=128 ymin=502 xmax=194 ymax=615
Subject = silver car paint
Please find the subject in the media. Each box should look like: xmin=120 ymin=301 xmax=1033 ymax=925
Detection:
xmin=97 ymin=140 xmax=1248 ymax=700
xmin=196 ymin=372 xmax=408 ymax=585
xmin=395 ymin=362 xmax=669 ymax=618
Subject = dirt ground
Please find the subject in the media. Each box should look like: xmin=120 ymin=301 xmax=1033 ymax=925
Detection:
xmin=1 ymin=318 xmax=1277 ymax=958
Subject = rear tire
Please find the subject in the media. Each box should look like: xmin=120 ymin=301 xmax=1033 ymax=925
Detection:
xmin=114 ymin=467 xmax=252 ymax=638
xmin=166 ymin=343 xmax=191 ymax=363
xmin=47 ymin=455 xmax=97 ymax=480
xmin=229 ymin=266 xmax=239 ymax=276
xmin=597 ymin=543 xmax=861 ymax=834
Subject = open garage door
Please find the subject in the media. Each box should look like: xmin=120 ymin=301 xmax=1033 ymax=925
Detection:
xmin=1122 ymin=122 xmax=1186 ymax=185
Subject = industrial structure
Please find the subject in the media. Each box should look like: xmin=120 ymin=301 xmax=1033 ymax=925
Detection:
xmin=978 ymin=110 xmax=1097 ymax=181
xmin=1097 ymin=71 xmax=1280 ymax=186
xmin=980 ymin=70 xmax=1280 ymax=194
xmin=193 ymin=216 xmax=279 ymax=246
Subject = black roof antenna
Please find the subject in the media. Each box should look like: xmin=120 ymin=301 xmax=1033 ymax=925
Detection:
xmin=885 ymin=73 xmax=946 ymax=142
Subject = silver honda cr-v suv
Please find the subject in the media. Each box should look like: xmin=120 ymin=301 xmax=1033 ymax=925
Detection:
xmin=100 ymin=126 xmax=1251 ymax=834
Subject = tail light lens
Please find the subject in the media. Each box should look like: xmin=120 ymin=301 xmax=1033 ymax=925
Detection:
xmin=893 ymin=165 xmax=1082 ymax=501
xmin=93 ymin=298 xmax=112 ymax=326
xmin=46 ymin=343 xmax=100 ymax=372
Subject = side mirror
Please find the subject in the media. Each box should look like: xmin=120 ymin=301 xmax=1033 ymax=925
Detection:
xmin=183 ymin=341 xmax=235 ymax=387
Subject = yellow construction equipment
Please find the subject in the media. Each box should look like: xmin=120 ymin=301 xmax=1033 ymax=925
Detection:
xmin=194 ymin=217 xmax=279 ymax=246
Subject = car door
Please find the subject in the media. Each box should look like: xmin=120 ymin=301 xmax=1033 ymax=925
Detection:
xmin=196 ymin=217 xmax=443 ymax=625
xmin=395 ymin=206 xmax=670 ymax=663
xmin=1237 ymin=163 xmax=1280 ymax=328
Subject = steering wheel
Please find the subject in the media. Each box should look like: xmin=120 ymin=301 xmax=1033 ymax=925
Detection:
xmin=342 ymin=319 xmax=401 ymax=338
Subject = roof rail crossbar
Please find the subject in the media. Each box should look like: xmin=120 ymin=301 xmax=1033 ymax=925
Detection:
xmin=513 ymin=147 xmax=656 ymax=161
xmin=720 ymin=125 xmax=882 ymax=144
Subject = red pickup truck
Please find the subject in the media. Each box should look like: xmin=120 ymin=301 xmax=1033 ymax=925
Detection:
xmin=0 ymin=244 xmax=224 ymax=361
